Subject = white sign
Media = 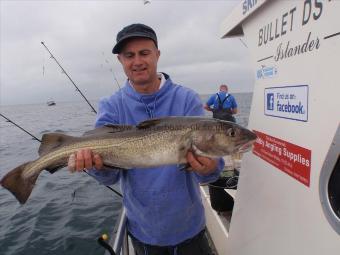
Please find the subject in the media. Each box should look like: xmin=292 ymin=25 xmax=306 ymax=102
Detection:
xmin=264 ymin=85 xmax=308 ymax=122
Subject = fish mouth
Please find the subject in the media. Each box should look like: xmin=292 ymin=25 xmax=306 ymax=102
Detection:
xmin=237 ymin=140 xmax=255 ymax=153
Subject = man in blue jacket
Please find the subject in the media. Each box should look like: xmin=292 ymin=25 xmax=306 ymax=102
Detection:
xmin=205 ymin=84 xmax=238 ymax=122
xmin=68 ymin=23 xmax=224 ymax=255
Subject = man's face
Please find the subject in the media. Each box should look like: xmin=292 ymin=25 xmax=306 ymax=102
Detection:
xmin=117 ymin=38 xmax=160 ymax=88
xmin=220 ymin=85 xmax=228 ymax=92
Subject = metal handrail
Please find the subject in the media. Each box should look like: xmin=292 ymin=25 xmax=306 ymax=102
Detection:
xmin=113 ymin=207 xmax=129 ymax=255
xmin=104 ymin=207 xmax=130 ymax=255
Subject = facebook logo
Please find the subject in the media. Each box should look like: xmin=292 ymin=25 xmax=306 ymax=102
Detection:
xmin=267 ymin=93 xmax=274 ymax=110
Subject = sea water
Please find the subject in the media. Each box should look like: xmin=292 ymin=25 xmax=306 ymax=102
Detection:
xmin=0 ymin=93 xmax=252 ymax=255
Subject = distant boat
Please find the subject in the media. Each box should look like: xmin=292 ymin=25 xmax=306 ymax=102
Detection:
xmin=47 ymin=100 xmax=56 ymax=106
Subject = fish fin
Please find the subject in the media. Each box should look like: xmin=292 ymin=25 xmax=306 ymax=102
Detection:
xmin=104 ymin=124 xmax=133 ymax=131
xmin=0 ymin=161 xmax=39 ymax=204
xmin=137 ymin=116 xmax=192 ymax=129
xmin=103 ymin=163 xmax=130 ymax=170
xmin=82 ymin=125 xmax=133 ymax=137
xmin=137 ymin=116 xmax=208 ymax=129
xmin=45 ymin=162 xmax=66 ymax=174
xmin=136 ymin=119 xmax=163 ymax=129
xmin=38 ymin=133 xmax=77 ymax=156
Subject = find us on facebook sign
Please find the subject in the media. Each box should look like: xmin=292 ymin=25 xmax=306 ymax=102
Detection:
xmin=264 ymin=85 xmax=309 ymax=122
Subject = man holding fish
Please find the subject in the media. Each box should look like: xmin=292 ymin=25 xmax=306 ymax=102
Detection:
xmin=1 ymin=23 xmax=256 ymax=255
xmin=69 ymin=24 xmax=222 ymax=254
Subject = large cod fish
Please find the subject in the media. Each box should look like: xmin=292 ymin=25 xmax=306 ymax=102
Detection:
xmin=1 ymin=117 xmax=257 ymax=204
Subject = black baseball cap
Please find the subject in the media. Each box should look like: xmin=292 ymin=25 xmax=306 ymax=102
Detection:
xmin=112 ymin=23 xmax=158 ymax=54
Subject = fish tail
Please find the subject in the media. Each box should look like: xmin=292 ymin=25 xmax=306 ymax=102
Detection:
xmin=0 ymin=161 xmax=40 ymax=204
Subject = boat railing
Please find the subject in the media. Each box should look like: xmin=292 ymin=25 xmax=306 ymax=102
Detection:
xmin=104 ymin=207 xmax=131 ymax=255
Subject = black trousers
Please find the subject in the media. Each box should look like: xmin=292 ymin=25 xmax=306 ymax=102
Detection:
xmin=212 ymin=109 xmax=236 ymax=123
xmin=130 ymin=229 xmax=214 ymax=255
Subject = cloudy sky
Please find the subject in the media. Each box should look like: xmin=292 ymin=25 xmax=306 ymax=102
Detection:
xmin=0 ymin=0 xmax=254 ymax=105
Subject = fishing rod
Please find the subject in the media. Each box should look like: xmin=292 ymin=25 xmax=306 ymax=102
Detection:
xmin=39 ymin=43 xmax=124 ymax=197
xmin=41 ymin=41 xmax=97 ymax=114
xmin=82 ymin=169 xmax=122 ymax=198
xmin=0 ymin=113 xmax=42 ymax=142
xmin=0 ymin=113 xmax=122 ymax=197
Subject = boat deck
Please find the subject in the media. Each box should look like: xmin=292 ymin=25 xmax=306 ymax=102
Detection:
xmin=200 ymin=155 xmax=241 ymax=255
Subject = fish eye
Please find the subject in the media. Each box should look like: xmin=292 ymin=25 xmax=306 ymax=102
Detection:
xmin=227 ymin=128 xmax=235 ymax=137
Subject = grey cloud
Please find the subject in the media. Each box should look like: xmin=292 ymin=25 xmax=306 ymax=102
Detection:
xmin=0 ymin=0 xmax=253 ymax=105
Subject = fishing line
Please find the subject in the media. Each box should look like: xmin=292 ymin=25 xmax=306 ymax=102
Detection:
xmin=102 ymin=52 xmax=121 ymax=90
xmin=239 ymin=38 xmax=248 ymax=48
xmin=42 ymin=49 xmax=45 ymax=77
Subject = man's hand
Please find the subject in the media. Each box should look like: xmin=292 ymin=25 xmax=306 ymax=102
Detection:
xmin=204 ymin=104 xmax=213 ymax=112
xmin=186 ymin=151 xmax=218 ymax=176
xmin=68 ymin=148 xmax=103 ymax=172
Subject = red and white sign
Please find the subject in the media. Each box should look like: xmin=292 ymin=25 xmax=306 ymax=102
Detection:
xmin=253 ymin=130 xmax=311 ymax=186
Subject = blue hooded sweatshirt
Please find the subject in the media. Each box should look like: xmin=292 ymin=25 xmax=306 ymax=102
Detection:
xmin=89 ymin=73 xmax=224 ymax=246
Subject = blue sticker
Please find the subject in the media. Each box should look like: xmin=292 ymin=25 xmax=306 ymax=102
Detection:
xmin=257 ymin=65 xmax=278 ymax=79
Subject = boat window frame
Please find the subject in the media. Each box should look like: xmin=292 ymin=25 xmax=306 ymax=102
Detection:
xmin=319 ymin=125 xmax=340 ymax=234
